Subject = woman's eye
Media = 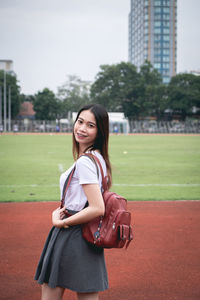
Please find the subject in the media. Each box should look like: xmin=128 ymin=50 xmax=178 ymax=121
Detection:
xmin=78 ymin=119 xmax=83 ymax=124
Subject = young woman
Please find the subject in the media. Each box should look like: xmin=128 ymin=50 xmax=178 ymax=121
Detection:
xmin=35 ymin=104 xmax=112 ymax=300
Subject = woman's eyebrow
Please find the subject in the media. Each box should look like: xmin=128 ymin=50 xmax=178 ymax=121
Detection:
xmin=88 ymin=121 xmax=96 ymax=126
xmin=78 ymin=117 xmax=96 ymax=126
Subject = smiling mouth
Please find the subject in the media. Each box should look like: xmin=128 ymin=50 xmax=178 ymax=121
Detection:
xmin=77 ymin=133 xmax=87 ymax=138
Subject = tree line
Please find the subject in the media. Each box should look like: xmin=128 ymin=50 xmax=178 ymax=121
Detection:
xmin=0 ymin=61 xmax=200 ymax=125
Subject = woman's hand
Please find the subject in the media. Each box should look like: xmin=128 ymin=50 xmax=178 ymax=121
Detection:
xmin=52 ymin=207 xmax=69 ymax=228
xmin=60 ymin=184 xmax=105 ymax=227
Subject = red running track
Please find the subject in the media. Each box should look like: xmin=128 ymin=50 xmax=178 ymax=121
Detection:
xmin=0 ymin=201 xmax=200 ymax=300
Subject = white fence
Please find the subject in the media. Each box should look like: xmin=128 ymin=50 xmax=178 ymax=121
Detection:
xmin=0 ymin=119 xmax=200 ymax=134
xmin=0 ymin=120 xmax=72 ymax=133
xmin=129 ymin=120 xmax=200 ymax=134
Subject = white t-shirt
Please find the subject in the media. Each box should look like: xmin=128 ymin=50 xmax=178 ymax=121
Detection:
xmin=60 ymin=151 xmax=107 ymax=211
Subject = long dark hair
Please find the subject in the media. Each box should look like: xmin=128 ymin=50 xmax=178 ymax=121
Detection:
xmin=72 ymin=104 xmax=112 ymax=188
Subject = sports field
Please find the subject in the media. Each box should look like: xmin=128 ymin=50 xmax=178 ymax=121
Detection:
xmin=0 ymin=134 xmax=200 ymax=300
xmin=0 ymin=133 xmax=199 ymax=202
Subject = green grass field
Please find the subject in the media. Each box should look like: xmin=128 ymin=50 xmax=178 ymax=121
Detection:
xmin=0 ymin=134 xmax=199 ymax=202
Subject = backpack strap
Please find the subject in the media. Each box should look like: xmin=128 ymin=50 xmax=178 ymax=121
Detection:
xmin=60 ymin=167 xmax=75 ymax=209
xmin=126 ymin=225 xmax=133 ymax=249
xmin=83 ymin=153 xmax=108 ymax=192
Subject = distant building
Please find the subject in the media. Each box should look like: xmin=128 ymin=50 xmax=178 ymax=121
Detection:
xmin=18 ymin=102 xmax=36 ymax=120
xmin=128 ymin=0 xmax=177 ymax=84
xmin=108 ymin=112 xmax=129 ymax=134
xmin=189 ymin=70 xmax=200 ymax=76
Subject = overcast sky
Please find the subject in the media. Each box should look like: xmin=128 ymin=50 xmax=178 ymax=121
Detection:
xmin=1 ymin=0 xmax=200 ymax=95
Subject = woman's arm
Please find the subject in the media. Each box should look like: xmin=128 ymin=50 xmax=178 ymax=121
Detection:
xmin=52 ymin=183 xmax=105 ymax=228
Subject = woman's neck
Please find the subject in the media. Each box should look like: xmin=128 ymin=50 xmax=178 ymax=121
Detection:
xmin=78 ymin=146 xmax=100 ymax=157
xmin=78 ymin=145 xmax=91 ymax=157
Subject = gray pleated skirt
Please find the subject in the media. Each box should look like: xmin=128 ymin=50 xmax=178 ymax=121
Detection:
xmin=34 ymin=214 xmax=108 ymax=293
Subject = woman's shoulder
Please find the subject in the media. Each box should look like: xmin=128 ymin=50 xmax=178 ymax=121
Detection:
xmin=76 ymin=154 xmax=96 ymax=172
xmin=91 ymin=150 xmax=105 ymax=164
xmin=91 ymin=151 xmax=107 ymax=175
xmin=76 ymin=151 xmax=105 ymax=172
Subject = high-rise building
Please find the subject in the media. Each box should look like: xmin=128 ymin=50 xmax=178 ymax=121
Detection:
xmin=129 ymin=0 xmax=177 ymax=83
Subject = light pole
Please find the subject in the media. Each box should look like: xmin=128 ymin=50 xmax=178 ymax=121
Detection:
xmin=4 ymin=70 xmax=7 ymax=132
xmin=8 ymin=86 xmax=11 ymax=131
xmin=0 ymin=86 xmax=2 ymax=125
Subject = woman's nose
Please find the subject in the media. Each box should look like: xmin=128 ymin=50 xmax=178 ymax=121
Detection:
xmin=79 ymin=123 xmax=86 ymax=131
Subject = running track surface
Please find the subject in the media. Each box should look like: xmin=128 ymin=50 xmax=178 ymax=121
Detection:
xmin=0 ymin=201 xmax=200 ymax=300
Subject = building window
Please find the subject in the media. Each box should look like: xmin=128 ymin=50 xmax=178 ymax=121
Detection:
xmin=163 ymin=76 xmax=170 ymax=84
xmin=163 ymin=21 xmax=170 ymax=27
xmin=154 ymin=48 xmax=161 ymax=55
xmin=155 ymin=7 xmax=162 ymax=13
xmin=144 ymin=7 xmax=149 ymax=14
xmin=163 ymin=63 xmax=170 ymax=68
xmin=163 ymin=14 xmax=170 ymax=20
xmin=163 ymin=35 xmax=170 ymax=41
xmin=163 ymin=49 xmax=170 ymax=55
xmin=154 ymin=63 xmax=161 ymax=69
xmin=163 ymin=41 xmax=170 ymax=47
xmin=154 ymin=41 xmax=161 ymax=47
xmin=163 ymin=0 xmax=170 ymax=6
xmin=154 ymin=34 xmax=162 ymax=41
xmin=154 ymin=0 xmax=161 ymax=5
xmin=163 ymin=7 xmax=170 ymax=13
xmin=154 ymin=28 xmax=161 ymax=34
xmin=154 ymin=56 xmax=161 ymax=62
xmin=154 ymin=13 xmax=161 ymax=20
xmin=163 ymin=56 xmax=170 ymax=62
xmin=163 ymin=28 xmax=170 ymax=34
xmin=162 ymin=69 xmax=169 ymax=75
xmin=154 ymin=21 xmax=162 ymax=27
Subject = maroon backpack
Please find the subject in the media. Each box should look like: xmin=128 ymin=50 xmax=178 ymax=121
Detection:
xmin=61 ymin=154 xmax=133 ymax=249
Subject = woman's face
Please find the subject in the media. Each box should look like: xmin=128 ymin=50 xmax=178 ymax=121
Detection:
xmin=74 ymin=110 xmax=98 ymax=151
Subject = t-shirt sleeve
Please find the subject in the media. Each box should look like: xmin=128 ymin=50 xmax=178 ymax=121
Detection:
xmin=75 ymin=156 xmax=98 ymax=185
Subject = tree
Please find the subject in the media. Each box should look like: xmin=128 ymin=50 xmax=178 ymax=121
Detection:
xmin=150 ymin=84 xmax=169 ymax=120
xmin=90 ymin=62 xmax=138 ymax=111
xmin=168 ymin=73 xmax=200 ymax=120
xmin=138 ymin=61 xmax=165 ymax=120
xmin=0 ymin=70 xmax=21 ymax=119
xmin=33 ymin=88 xmax=60 ymax=120
xmin=91 ymin=61 xmax=166 ymax=130
xmin=122 ymin=82 xmax=143 ymax=121
xmin=193 ymin=75 xmax=200 ymax=110
xmin=57 ymin=75 xmax=91 ymax=116
xmin=122 ymin=61 xmax=164 ymax=124
xmin=19 ymin=93 xmax=35 ymax=104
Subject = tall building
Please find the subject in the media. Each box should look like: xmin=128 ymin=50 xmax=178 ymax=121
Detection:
xmin=129 ymin=0 xmax=177 ymax=83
